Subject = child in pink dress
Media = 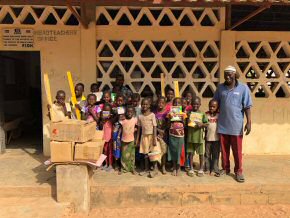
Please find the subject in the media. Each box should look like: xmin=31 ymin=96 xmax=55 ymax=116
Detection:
xmin=100 ymin=103 xmax=114 ymax=171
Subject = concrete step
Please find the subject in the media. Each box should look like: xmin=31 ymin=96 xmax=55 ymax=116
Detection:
xmin=91 ymin=184 xmax=290 ymax=208
xmin=91 ymin=183 xmax=290 ymax=208
xmin=0 ymin=185 xmax=55 ymax=198
xmin=85 ymin=205 xmax=290 ymax=218
xmin=90 ymin=171 xmax=290 ymax=208
xmin=0 ymin=197 xmax=71 ymax=218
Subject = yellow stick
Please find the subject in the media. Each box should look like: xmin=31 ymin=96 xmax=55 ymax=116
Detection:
xmin=67 ymin=71 xmax=81 ymax=120
xmin=161 ymin=73 xmax=165 ymax=97
xmin=43 ymin=73 xmax=55 ymax=121
xmin=174 ymin=81 xmax=180 ymax=97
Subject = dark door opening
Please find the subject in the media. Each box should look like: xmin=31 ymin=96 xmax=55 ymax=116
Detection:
xmin=0 ymin=51 xmax=42 ymax=152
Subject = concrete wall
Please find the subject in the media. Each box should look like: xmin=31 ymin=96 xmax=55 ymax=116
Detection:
xmin=220 ymin=31 xmax=290 ymax=154
xmin=0 ymin=6 xmax=289 ymax=155
xmin=0 ymin=23 xmax=96 ymax=156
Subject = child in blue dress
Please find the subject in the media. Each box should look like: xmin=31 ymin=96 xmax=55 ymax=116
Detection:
xmin=112 ymin=94 xmax=126 ymax=173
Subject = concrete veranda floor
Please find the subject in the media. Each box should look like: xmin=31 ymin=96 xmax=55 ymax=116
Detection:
xmin=0 ymin=148 xmax=55 ymax=191
xmin=93 ymin=154 xmax=290 ymax=186
xmin=1 ymin=148 xmax=290 ymax=190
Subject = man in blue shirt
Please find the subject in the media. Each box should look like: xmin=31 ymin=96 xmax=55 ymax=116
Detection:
xmin=214 ymin=66 xmax=252 ymax=182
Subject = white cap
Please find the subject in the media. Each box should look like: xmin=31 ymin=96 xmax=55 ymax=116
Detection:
xmin=224 ymin=65 xmax=236 ymax=73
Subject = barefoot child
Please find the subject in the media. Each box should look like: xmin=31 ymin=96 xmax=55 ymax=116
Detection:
xmin=100 ymin=103 xmax=114 ymax=171
xmin=168 ymin=97 xmax=186 ymax=176
xmin=204 ymin=99 xmax=220 ymax=176
xmin=187 ymin=96 xmax=208 ymax=177
xmin=120 ymin=105 xmax=137 ymax=174
xmin=47 ymin=90 xmax=71 ymax=121
xmin=136 ymin=98 xmax=159 ymax=177
xmin=155 ymin=96 xmax=169 ymax=175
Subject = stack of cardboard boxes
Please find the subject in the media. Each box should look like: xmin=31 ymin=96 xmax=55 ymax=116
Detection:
xmin=50 ymin=120 xmax=104 ymax=163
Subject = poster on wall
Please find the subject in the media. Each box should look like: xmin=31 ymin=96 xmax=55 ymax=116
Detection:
xmin=2 ymin=28 xmax=34 ymax=49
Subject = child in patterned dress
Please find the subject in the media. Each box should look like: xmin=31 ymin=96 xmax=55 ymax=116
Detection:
xmin=136 ymin=98 xmax=159 ymax=177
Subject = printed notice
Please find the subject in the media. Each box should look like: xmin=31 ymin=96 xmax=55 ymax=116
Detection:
xmin=2 ymin=28 xmax=34 ymax=48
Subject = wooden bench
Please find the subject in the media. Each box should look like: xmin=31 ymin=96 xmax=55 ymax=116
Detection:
xmin=3 ymin=117 xmax=24 ymax=145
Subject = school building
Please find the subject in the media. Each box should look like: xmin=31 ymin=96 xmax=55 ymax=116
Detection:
xmin=0 ymin=0 xmax=289 ymax=156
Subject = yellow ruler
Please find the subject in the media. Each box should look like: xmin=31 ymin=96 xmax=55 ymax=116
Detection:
xmin=67 ymin=71 xmax=81 ymax=120
xmin=174 ymin=81 xmax=180 ymax=97
xmin=43 ymin=73 xmax=55 ymax=121
xmin=161 ymin=73 xmax=165 ymax=97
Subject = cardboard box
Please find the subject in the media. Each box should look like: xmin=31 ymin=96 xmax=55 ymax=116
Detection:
xmin=50 ymin=141 xmax=74 ymax=162
xmin=50 ymin=120 xmax=96 ymax=142
xmin=74 ymin=140 xmax=104 ymax=161
xmin=93 ymin=130 xmax=104 ymax=141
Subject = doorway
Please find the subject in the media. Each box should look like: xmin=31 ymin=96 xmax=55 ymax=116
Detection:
xmin=0 ymin=51 xmax=42 ymax=152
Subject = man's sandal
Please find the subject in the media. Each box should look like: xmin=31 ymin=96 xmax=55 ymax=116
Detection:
xmin=236 ymin=174 xmax=245 ymax=183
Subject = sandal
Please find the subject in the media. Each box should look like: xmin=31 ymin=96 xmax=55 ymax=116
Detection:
xmin=197 ymin=170 xmax=204 ymax=177
xmin=214 ymin=170 xmax=225 ymax=177
xmin=187 ymin=169 xmax=195 ymax=177
xmin=236 ymin=174 xmax=245 ymax=183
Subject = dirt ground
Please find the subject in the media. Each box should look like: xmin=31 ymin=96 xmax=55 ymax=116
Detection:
xmin=67 ymin=205 xmax=290 ymax=218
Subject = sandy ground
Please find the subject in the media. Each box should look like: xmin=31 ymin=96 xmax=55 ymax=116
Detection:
xmin=67 ymin=205 xmax=290 ymax=218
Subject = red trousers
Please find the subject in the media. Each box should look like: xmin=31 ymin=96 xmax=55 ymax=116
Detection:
xmin=103 ymin=140 xmax=113 ymax=166
xmin=220 ymin=134 xmax=243 ymax=175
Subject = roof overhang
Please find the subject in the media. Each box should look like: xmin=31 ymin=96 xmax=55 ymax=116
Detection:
xmin=1 ymin=0 xmax=289 ymax=7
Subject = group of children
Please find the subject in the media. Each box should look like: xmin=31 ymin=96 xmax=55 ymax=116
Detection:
xmin=49 ymin=79 xmax=221 ymax=178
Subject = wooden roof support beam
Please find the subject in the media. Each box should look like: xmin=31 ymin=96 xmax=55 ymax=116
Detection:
xmin=80 ymin=0 xmax=96 ymax=26
xmin=225 ymin=3 xmax=231 ymax=30
xmin=229 ymin=3 xmax=272 ymax=30
xmin=66 ymin=0 xmax=88 ymax=29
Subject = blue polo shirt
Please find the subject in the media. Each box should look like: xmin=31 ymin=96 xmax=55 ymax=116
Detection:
xmin=213 ymin=81 xmax=252 ymax=136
